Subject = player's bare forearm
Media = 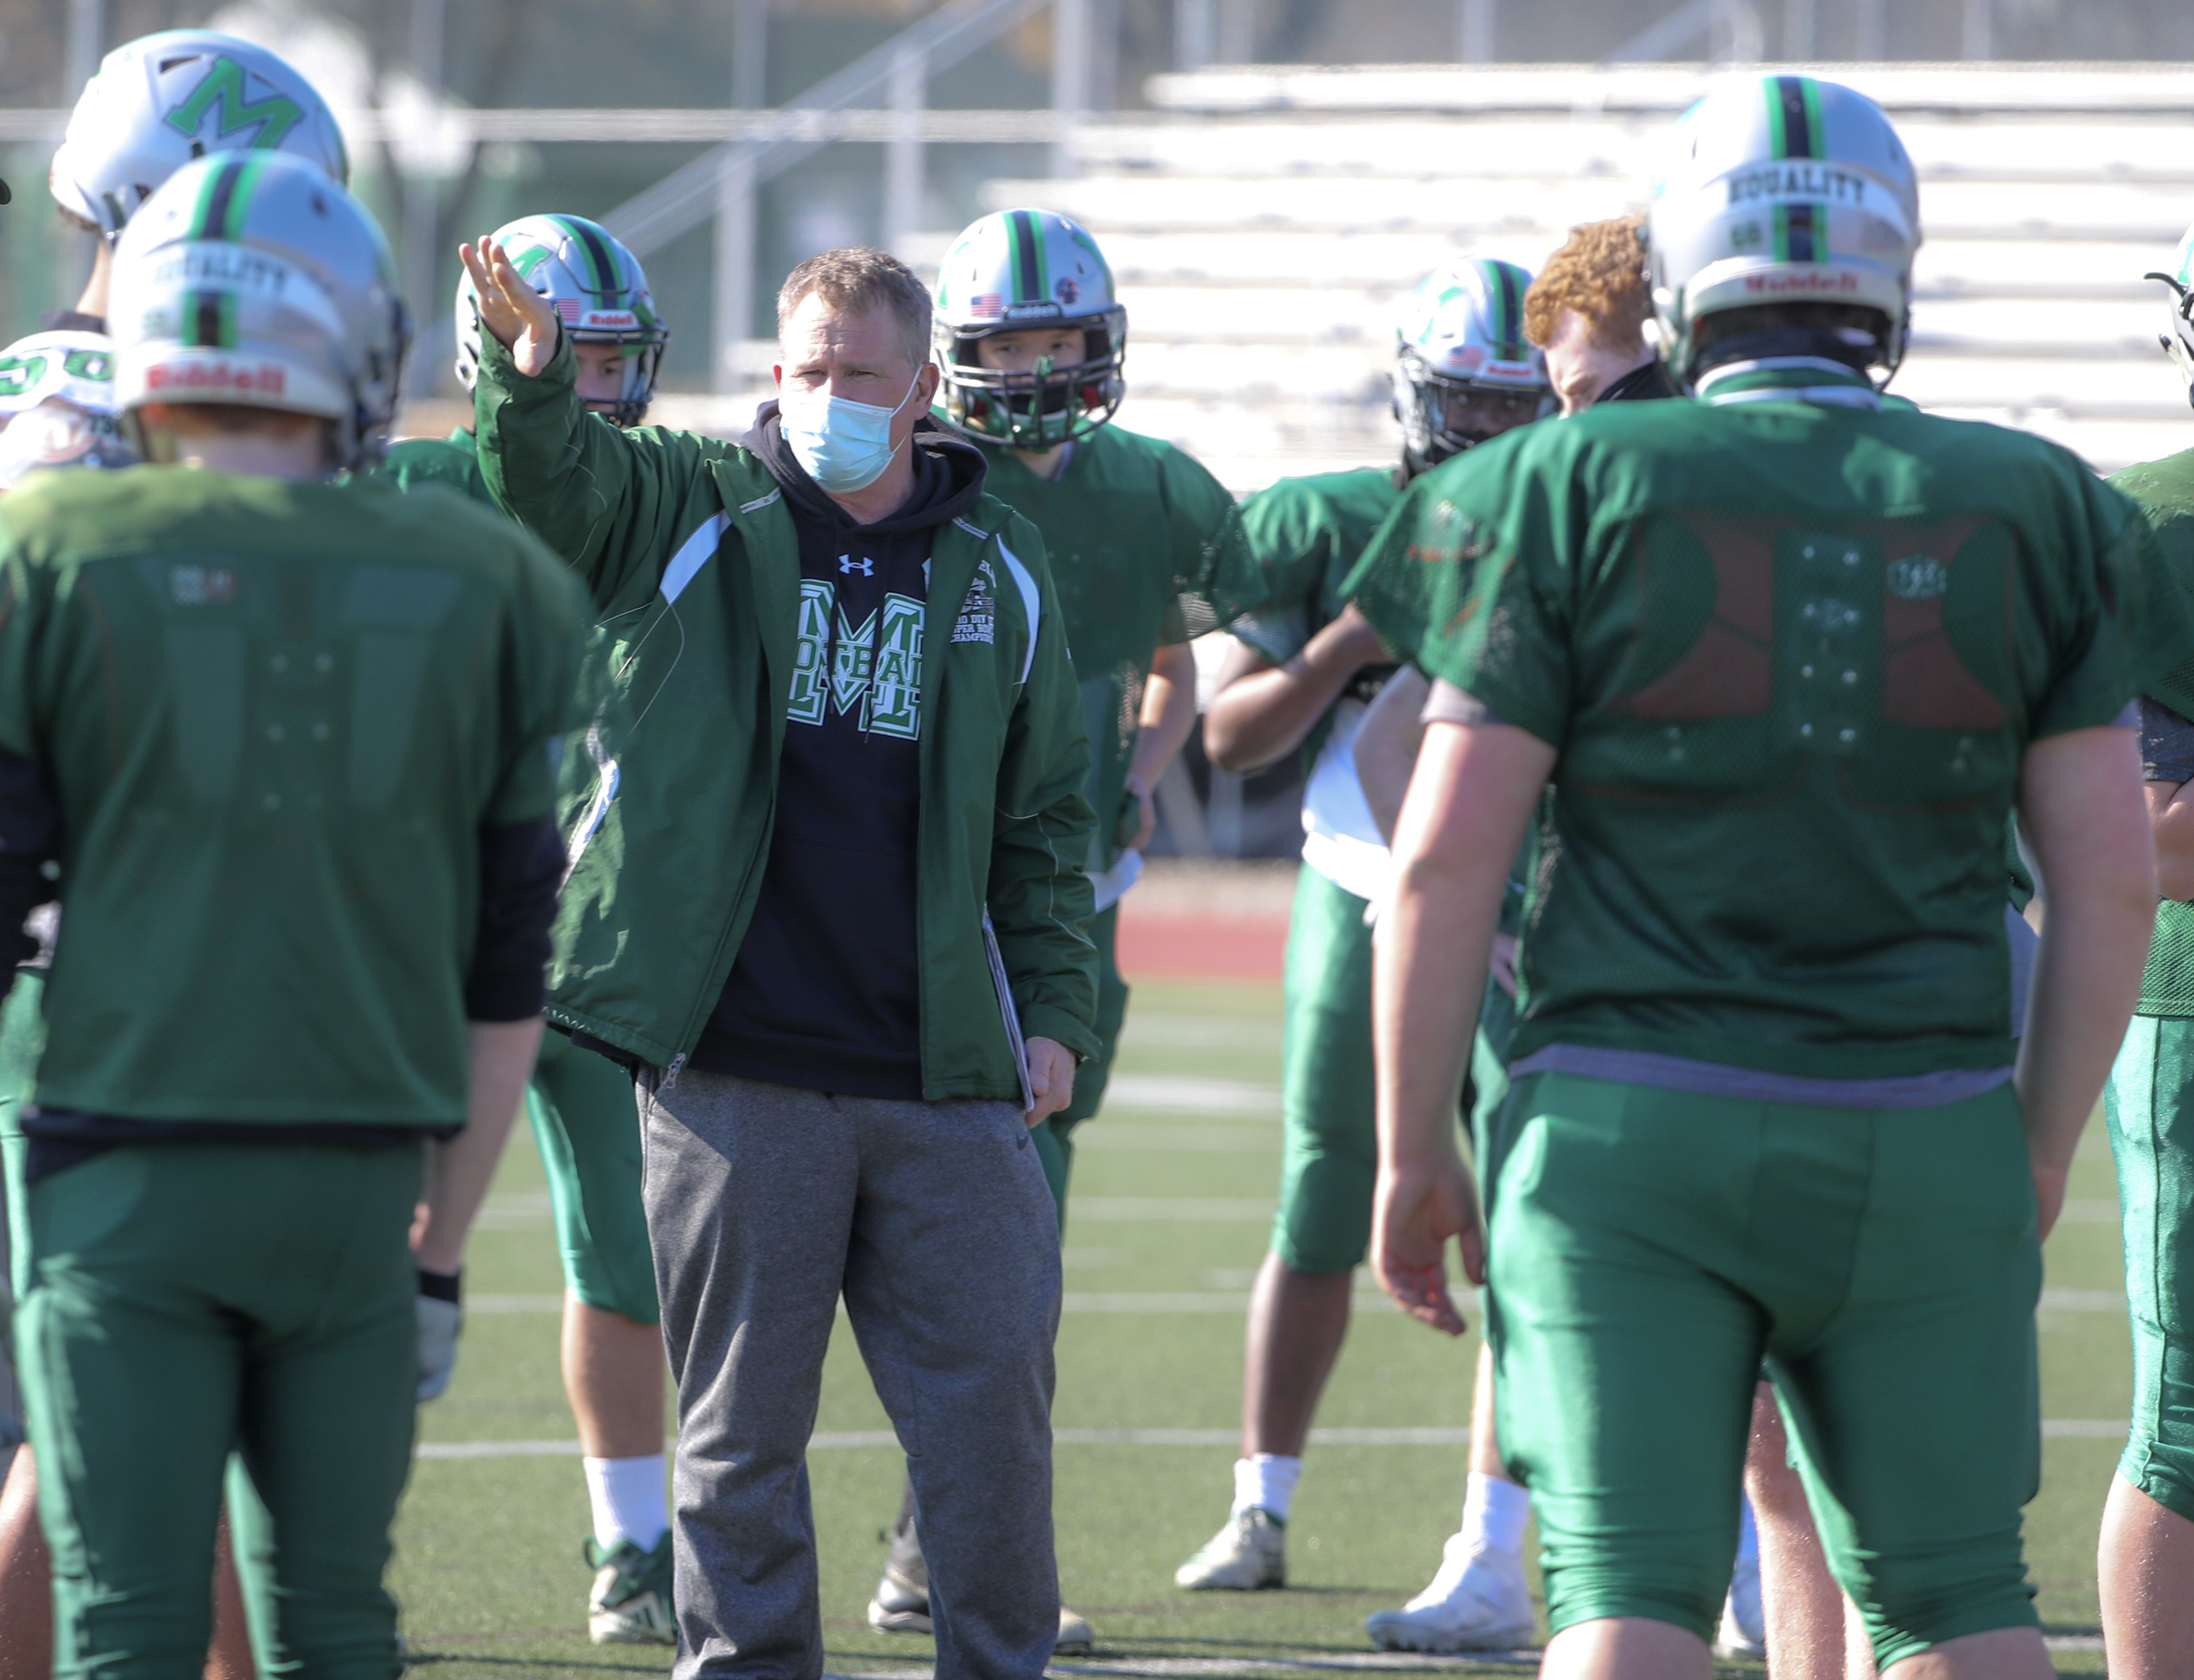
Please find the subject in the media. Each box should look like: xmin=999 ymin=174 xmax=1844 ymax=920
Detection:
xmin=2017 ymin=725 xmax=2156 ymax=1237
xmin=2147 ymin=777 xmax=2194 ymax=901
xmin=1124 ymin=642 xmax=1199 ymax=849
xmin=1356 ymin=666 xmax=1430 ymax=844
xmin=1204 ymin=603 xmax=1390 ymax=773
xmin=415 ymin=1017 xmax=546 ymax=1273
xmin=1372 ymin=720 xmax=1553 ymax=1331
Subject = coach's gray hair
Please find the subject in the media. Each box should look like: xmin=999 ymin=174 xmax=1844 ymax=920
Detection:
xmin=776 ymin=248 xmax=932 ymax=365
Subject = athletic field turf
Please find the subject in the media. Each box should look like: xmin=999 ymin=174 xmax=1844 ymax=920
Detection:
xmin=399 ymin=977 xmax=2129 ymax=1677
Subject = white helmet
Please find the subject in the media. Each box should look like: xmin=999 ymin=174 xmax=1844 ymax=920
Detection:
xmin=454 ymin=214 xmax=668 ymax=426
xmin=0 ymin=331 xmax=118 ymax=420
xmin=50 ymin=30 xmax=349 ymax=241
xmin=932 ymin=208 xmax=1127 ymax=448
xmin=2146 ymin=223 xmax=2194 ymax=409
xmin=0 ymin=331 xmax=135 ymax=488
xmin=1649 ymin=74 xmax=1919 ymax=386
xmin=1392 ymin=259 xmax=1552 ymax=472
xmin=108 ymin=151 xmax=410 ymax=472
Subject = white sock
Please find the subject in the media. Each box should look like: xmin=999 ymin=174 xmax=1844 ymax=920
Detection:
xmin=1735 ymin=1491 xmax=1759 ymax=1569
xmin=1231 ymin=1453 xmax=1302 ymax=1522
xmin=1460 ymin=1471 xmax=1530 ymax=1560
xmin=583 ymin=1453 xmax=668 ymax=1551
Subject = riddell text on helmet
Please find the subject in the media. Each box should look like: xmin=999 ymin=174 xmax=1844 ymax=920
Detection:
xmin=1742 ymin=272 xmax=1863 ymax=294
xmin=145 ymin=361 xmax=287 ymax=395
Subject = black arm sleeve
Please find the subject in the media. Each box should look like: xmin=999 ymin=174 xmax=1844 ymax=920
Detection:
xmin=2141 ymin=697 xmax=2194 ymax=785
xmin=466 ymin=814 xmax=562 ymax=1022
xmin=0 ymin=745 xmax=57 ymax=969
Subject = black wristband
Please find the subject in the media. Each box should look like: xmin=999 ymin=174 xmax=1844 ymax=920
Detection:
xmin=418 ymin=1267 xmax=462 ymax=1306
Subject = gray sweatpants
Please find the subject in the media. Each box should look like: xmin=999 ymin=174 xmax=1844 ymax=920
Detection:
xmin=638 ymin=1068 xmax=1061 ymax=1680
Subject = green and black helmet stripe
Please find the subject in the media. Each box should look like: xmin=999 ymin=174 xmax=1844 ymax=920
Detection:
xmin=1774 ymin=202 xmax=1825 ymax=263
xmin=1766 ymin=75 xmax=1825 ymax=160
xmin=551 ymin=214 xmax=624 ymax=301
xmin=184 ymin=289 xmax=239 ymax=349
xmin=1007 ymin=210 xmax=1050 ymax=305
xmin=1481 ymin=259 xmax=1529 ymax=361
xmin=189 ymin=153 xmax=266 ymax=242
xmin=182 ymin=155 xmax=260 ymax=347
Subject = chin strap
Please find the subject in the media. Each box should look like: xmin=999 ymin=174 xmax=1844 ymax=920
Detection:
xmin=1692 ymin=325 xmax=1879 ymax=383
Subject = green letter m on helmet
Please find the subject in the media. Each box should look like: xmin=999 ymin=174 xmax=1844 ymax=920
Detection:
xmin=163 ymin=57 xmax=305 ymax=150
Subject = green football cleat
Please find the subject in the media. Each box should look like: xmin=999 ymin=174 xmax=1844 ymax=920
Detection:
xmin=585 ymin=1533 xmax=677 ymax=1646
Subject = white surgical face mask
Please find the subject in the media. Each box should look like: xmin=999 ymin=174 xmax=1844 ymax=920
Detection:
xmin=780 ymin=368 xmax=922 ymax=494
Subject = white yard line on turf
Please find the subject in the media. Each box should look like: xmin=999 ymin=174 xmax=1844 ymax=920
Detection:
xmin=476 ymin=1298 xmax=2124 ymax=1324
xmin=1098 ymin=1075 xmax=1283 ymax=1115
xmin=1076 ymin=1129 xmax=1279 ymax=1154
xmin=1045 ymin=1661 xmax=1537 ymax=1676
xmin=1065 ymin=1199 xmax=1275 ymax=1221
xmin=821 ymin=1638 xmax=2110 ymax=1679
xmin=469 ymin=1289 xmax=2124 ymax=1318
xmin=419 ymin=1423 xmax=2128 ymax=1459
xmin=2038 ymin=1289 xmax=2125 ymax=1312
xmin=825 ymin=1666 xmax=1545 ymax=1675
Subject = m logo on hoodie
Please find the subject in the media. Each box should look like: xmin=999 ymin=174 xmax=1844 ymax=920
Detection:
xmin=787 ymin=579 xmax=924 ymax=739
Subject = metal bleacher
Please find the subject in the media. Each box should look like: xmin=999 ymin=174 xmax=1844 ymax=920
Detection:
xmin=956 ymin=61 xmax=2194 ymax=492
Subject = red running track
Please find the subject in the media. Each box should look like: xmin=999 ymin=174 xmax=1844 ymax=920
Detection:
xmin=1115 ymin=903 xmax=1288 ymax=982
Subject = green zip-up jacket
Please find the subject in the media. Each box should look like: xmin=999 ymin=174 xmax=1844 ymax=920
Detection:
xmin=473 ymin=331 xmax=1099 ymax=1092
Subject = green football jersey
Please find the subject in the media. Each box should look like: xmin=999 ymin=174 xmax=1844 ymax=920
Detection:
xmin=383 ymin=427 xmax=488 ymax=503
xmin=0 ymin=466 xmax=584 ymax=1125
xmin=2111 ymin=446 xmax=2194 ymax=1015
xmin=1392 ymin=366 xmax=2183 ymax=1082
xmin=971 ymin=421 xmax=1265 ymax=871
xmin=1232 ymin=467 xmax=1404 ymax=670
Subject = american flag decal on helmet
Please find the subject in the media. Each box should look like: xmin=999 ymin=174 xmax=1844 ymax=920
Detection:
xmin=555 ymin=298 xmax=581 ymax=324
xmin=970 ymin=293 xmax=1004 ymax=318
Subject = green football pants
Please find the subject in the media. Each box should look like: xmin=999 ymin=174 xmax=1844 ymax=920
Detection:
xmin=1488 ymin=1071 xmax=2041 ymax=1670
xmin=1269 ymin=865 xmax=1510 ymax=1273
xmin=1033 ymin=904 xmax=1125 ymax=1221
xmin=2106 ymin=1013 xmax=2194 ymax=1523
xmin=1271 ymin=865 xmax=1378 ymax=1273
xmin=18 ymin=1141 xmax=422 ymax=1680
xmin=1 ymin=970 xmax=46 ymax=1305
xmin=529 ymin=1030 xmax=658 ymax=1325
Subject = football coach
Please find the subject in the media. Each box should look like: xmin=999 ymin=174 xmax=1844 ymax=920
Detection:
xmin=460 ymin=235 xmax=1099 ymax=1680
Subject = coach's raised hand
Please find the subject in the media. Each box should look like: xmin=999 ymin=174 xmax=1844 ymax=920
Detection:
xmin=459 ymin=235 xmax=559 ymax=376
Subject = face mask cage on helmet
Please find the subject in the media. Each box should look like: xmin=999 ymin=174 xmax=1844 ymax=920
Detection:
xmin=932 ymin=306 xmax=1127 ymax=449
xmin=568 ymin=329 xmax=668 ymax=430
xmin=1391 ymin=347 xmax=1553 ymax=472
xmin=0 ymin=401 xmax=139 ymax=489
xmin=2146 ymin=270 xmax=2194 ymax=410
xmin=452 ymin=294 xmax=667 ymax=426
xmin=343 ymin=294 xmax=412 ymax=473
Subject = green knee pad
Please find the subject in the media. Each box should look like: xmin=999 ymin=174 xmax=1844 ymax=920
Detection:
xmin=2107 ymin=1013 xmax=2194 ymax=1523
xmin=529 ymin=1032 xmax=657 ymax=1326
xmin=1488 ymin=1072 xmax=2042 ymax=1668
xmin=1056 ymin=906 xmax=1126 ymax=1130
xmin=1271 ymin=866 xmax=1376 ymax=1273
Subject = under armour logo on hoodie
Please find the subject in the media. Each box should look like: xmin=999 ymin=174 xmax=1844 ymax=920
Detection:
xmin=839 ymin=555 xmax=874 ymax=577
